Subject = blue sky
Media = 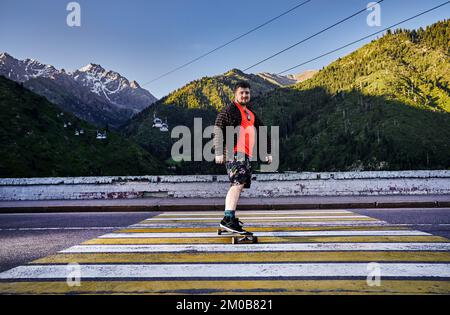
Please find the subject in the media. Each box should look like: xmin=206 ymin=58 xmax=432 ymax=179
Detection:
xmin=0 ymin=0 xmax=449 ymax=98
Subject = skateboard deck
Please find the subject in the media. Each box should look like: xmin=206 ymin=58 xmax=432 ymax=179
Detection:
xmin=217 ymin=228 xmax=258 ymax=244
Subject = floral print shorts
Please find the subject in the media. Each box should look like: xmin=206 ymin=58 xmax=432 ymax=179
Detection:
xmin=225 ymin=155 xmax=253 ymax=188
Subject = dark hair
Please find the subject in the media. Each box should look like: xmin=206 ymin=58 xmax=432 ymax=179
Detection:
xmin=234 ymin=81 xmax=251 ymax=92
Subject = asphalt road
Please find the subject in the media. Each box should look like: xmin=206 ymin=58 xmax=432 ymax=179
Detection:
xmin=0 ymin=212 xmax=159 ymax=272
xmin=352 ymin=208 xmax=450 ymax=238
xmin=0 ymin=208 xmax=449 ymax=273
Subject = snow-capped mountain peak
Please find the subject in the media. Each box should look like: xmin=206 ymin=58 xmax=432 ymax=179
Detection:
xmin=0 ymin=52 xmax=59 ymax=82
xmin=0 ymin=52 xmax=158 ymax=123
xmin=73 ymin=64 xmax=132 ymax=100
xmin=78 ymin=63 xmax=105 ymax=73
xmin=0 ymin=52 xmax=12 ymax=60
xmin=70 ymin=63 xmax=156 ymax=111
xmin=130 ymin=80 xmax=141 ymax=89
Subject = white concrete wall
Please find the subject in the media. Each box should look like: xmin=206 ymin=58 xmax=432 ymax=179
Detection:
xmin=0 ymin=171 xmax=449 ymax=201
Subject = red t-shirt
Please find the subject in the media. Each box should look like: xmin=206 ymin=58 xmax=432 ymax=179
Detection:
xmin=233 ymin=101 xmax=255 ymax=158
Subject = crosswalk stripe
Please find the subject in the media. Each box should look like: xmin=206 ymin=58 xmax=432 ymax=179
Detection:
xmin=130 ymin=221 xmax=387 ymax=228
xmin=83 ymin=236 xmax=449 ymax=245
xmin=60 ymin=243 xmax=450 ymax=253
xmin=97 ymin=230 xmax=431 ymax=238
xmin=144 ymin=215 xmax=372 ymax=221
xmin=0 ymin=280 xmax=449 ymax=294
xmin=30 ymin=251 xmax=450 ymax=264
xmin=1 ymin=263 xmax=449 ymax=279
xmin=152 ymin=211 xmax=359 ymax=219
xmin=156 ymin=210 xmax=354 ymax=216
xmin=117 ymin=226 xmax=408 ymax=233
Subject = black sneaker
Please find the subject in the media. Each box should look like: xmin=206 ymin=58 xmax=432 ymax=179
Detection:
xmin=220 ymin=216 xmax=246 ymax=234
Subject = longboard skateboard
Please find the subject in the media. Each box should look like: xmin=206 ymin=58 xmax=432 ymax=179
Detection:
xmin=217 ymin=228 xmax=257 ymax=244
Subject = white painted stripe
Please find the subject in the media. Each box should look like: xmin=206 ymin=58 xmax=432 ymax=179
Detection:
xmin=347 ymin=208 xmax=450 ymax=212
xmin=98 ymin=230 xmax=431 ymax=239
xmin=60 ymin=243 xmax=450 ymax=253
xmin=157 ymin=211 xmax=354 ymax=216
xmin=1 ymin=263 xmax=449 ymax=279
xmin=130 ymin=221 xmax=388 ymax=228
xmin=0 ymin=227 xmax=124 ymax=231
xmin=145 ymin=215 xmax=370 ymax=221
xmin=384 ymin=224 xmax=450 ymax=227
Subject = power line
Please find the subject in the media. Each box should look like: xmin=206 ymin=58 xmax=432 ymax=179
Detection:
xmin=243 ymin=0 xmax=385 ymax=72
xmin=142 ymin=0 xmax=313 ymax=86
xmin=277 ymin=1 xmax=450 ymax=75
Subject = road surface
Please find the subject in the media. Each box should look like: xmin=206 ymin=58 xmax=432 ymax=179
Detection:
xmin=0 ymin=207 xmax=449 ymax=294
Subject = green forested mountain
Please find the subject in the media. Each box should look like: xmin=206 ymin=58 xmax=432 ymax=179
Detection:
xmin=160 ymin=68 xmax=279 ymax=111
xmin=0 ymin=76 xmax=166 ymax=177
xmin=256 ymin=19 xmax=450 ymax=171
xmin=124 ymin=19 xmax=450 ymax=173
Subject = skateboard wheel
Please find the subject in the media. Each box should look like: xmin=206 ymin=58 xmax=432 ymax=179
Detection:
xmin=232 ymin=237 xmax=237 ymax=244
xmin=217 ymin=229 xmax=222 ymax=235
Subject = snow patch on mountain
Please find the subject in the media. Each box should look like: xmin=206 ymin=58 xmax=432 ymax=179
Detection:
xmin=0 ymin=52 xmax=158 ymax=113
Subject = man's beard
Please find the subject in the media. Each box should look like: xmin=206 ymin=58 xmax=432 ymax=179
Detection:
xmin=239 ymin=98 xmax=250 ymax=105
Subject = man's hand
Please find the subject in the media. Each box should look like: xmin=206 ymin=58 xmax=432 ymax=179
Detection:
xmin=264 ymin=155 xmax=273 ymax=164
xmin=215 ymin=155 xmax=224 ymax=164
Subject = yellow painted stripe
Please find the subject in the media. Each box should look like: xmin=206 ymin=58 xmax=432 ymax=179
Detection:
xmin=156 ymin=213 xmax=359 ymax=218
xmin=82 ymin=235 xmax=450 ymax=245
xmin=117 ymin=226 xmax=408 ymax=233
xmin=0 ymin=280 xmax=448 ymax=295
xmin=155 ymin=209 xmax=357 ymax=217
xmin=137 ymin=218 xmax=378 ymax=224
xmin=31 ymin=251 xmax=450 ymax=264
xmin=156 ymin=211 xmax=355 ymax=215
